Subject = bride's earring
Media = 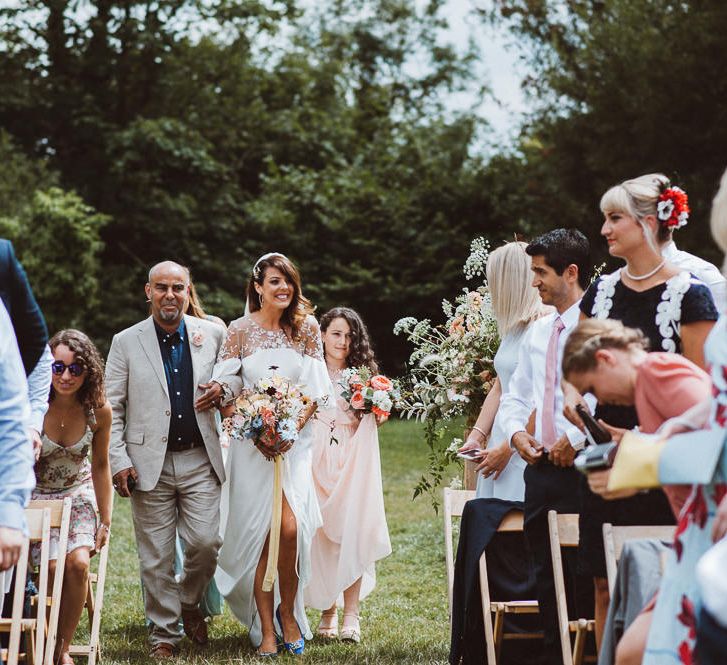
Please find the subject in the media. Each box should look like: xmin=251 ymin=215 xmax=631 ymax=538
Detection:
xmin=259 ymin=293 xmax=264 ymax=306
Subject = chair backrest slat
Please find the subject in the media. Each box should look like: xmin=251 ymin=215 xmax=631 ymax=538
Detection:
xmin=603 ymin=522 xmax=675 ymax=595
xmin=444 ymin=488 xmax=476 ymax=614
xmin=27 ymin=499 xmax=65 ymax=527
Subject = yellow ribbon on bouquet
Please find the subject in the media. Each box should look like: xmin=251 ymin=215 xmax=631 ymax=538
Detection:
xmin=262 ymin=455 xmax=283 ymax=593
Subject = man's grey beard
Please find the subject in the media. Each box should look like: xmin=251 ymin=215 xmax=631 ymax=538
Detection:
xmin=159 ymin=307 xmax=181 ymax=322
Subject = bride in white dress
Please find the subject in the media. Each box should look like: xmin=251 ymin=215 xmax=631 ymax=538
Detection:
xmin=212 ymin=253 xmax=335 ymax=656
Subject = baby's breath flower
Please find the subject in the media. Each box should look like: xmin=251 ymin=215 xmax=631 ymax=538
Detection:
xmin=393 ymin=317 xmax=418 ymax=335
xmin=464 ymin=237 xmax=490 ymax=280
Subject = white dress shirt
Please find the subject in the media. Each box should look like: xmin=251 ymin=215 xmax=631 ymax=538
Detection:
xmin=500 ymin=300 xmax=594 ymax=450
xmin=662 ymin=241 xmax=727 ymax=312
xmin=27 ymin=344 xmax=52 ymax=434
xmin=0 ymin=301 xmax=33 ymax=533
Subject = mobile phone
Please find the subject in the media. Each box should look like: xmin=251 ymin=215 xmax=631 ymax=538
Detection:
xmin=575 ymin=404 xmax=612 ymax=446
xmin=457 ymin=449 xmax=483 ymax=461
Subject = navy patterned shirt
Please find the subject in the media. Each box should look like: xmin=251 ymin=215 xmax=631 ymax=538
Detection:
xmin=154 ymin=319 xmax=204 ymax=450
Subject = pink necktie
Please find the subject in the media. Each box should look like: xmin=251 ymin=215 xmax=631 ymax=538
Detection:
xmin=541 ymin=316 xmax=565 ymax=450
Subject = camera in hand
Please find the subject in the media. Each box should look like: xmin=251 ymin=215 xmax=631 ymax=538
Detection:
xmin=574 ymin=442 xmax=618 ymax=474
xmin=574 ymin=404 xmax=617 ymax=474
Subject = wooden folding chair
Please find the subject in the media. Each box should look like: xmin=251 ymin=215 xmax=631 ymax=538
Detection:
xmin=26 ymin=499 xmax=72 ymax=665
xmin=0 ymin=507 xmax=51 ymax=665
xmin=602 ymin=523 xmax=675 ymax=596
xmin=68 ymin=504 xmax=112 ymax=665
xmin=443 ymin=488 xmax=476 ymax=613
xmin=547 ymin=511 xmax=595 ymax=665
xmin=479 ymin=509 xmax=542 ymax=665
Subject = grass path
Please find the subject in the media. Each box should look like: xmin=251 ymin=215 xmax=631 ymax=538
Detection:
xmin=98 ymin=419 xmax=459 ymax=664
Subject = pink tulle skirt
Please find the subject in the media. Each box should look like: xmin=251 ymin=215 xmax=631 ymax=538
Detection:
xmin=305 ymin=411 xmax=392 ymax=610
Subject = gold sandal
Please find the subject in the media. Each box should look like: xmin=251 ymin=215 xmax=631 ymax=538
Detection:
xmin=316 ymin=610 xmax=339 ymax=640
xmin=340 ymin=613 xmax=360 ymax=644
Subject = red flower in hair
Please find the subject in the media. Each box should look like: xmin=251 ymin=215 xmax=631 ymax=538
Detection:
xmin=657 ymin=185 xmax=690 ymax=229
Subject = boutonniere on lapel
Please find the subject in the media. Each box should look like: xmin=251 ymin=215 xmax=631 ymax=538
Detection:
xmin=191 ymin=331 xmax=204 ymax=347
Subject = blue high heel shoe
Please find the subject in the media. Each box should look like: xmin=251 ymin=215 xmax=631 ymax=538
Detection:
xmin=275 ymin=606 xmax=305 ymax=656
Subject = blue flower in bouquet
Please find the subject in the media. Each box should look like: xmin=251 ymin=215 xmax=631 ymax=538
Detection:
xmin=278 ymin=418 xmax=298 ymax=442
xmin=246 ymin=414 xmax=263 ymax=438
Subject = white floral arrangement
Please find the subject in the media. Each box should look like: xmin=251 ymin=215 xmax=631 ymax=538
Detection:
xmin=394 ymin=237 xmax=500 ymax=501
xmin=394 ymin=239 xmax=499 ymax=424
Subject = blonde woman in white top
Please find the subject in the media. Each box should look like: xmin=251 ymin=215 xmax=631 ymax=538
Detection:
xmin=459 ymin=241 xmax=548 ymax=501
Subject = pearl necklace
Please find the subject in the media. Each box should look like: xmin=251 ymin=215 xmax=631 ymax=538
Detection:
xmin=623 ymin=258 xmax=666 ymax=281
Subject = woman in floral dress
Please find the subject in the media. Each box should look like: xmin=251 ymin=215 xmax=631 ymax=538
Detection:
xmin=33 ymin=329 xmax=113 ymax=665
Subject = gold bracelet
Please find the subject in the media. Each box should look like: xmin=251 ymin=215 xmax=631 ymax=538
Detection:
xmin=470 ymin=425 xmax=488 ymax=440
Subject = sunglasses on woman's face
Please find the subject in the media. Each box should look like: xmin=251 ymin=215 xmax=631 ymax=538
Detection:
xmin=51 ymin=361 xmax=85 ymax=377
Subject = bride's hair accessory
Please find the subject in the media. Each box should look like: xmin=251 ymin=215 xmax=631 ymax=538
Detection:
xmin=657 ymin=182 xmax=690 ymax=230
xmin=252 ymin=252 xmax=289 ymax=280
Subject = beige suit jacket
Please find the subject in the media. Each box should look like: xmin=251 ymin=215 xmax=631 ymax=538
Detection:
xmin=105 ymin=315 xmax=241 ymax=491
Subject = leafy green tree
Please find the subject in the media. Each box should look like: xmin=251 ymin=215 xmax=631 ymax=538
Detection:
xmin=481 ymin=0 xmax=727 ymax=265
xmin=0 ymin=0 xmax=488 ymax=370
xmin=2 ymin=187 xmax=108 ymax=334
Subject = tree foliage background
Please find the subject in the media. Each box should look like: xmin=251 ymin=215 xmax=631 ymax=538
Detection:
xmin=2 ymin=0 xmax=727 ymax=369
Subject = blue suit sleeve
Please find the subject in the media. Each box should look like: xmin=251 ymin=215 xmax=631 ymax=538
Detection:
xmin=0 ymin=240 xmax=48 ymax=375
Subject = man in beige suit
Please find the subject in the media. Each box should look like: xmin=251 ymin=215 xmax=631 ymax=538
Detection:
xmin=106 ymin=261 xmax=240 ymax=658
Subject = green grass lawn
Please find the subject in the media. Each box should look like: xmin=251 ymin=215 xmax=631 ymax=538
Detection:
xmin=97 ymin=418 xmax=461 ymax=664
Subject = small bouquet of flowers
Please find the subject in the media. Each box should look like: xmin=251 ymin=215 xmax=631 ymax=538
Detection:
xmin=339 ymin=366 xmax=400 ymax=419
xmin=222 ymin=366 xmax=311 ymax=456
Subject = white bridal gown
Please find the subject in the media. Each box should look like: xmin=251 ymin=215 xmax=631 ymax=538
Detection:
xmin=212 ymin=315 xmax=335 ymax=647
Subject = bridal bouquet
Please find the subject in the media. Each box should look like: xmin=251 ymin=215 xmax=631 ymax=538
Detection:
xmin=339 ymin=366 xmax=400 ymax=419
xmin=222 ymin=367 xmax=311 ymax=456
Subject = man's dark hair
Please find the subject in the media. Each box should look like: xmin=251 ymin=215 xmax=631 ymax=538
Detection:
xmin=526 ymin=228 xmax=591 ymax=289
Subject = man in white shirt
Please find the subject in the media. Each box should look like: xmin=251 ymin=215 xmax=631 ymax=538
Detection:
xmin=499 ymin=228 xmax=594 ymax=665
xmin=0 ymin=301 xmax=33 ymax=572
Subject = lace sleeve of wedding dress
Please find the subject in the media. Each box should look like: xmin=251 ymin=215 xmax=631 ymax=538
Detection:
xmin=211 ymin=316 xmax=246 ymax=397
xmin=299 ymin=315 xmax=336 ymax=406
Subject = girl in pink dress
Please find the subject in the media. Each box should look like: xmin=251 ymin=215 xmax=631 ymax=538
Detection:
xmin=305 ymin=307 xmax=392 ymax=643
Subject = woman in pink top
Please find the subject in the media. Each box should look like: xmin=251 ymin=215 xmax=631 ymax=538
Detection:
xmin=562 ymin=317 xmax=712 ymax=665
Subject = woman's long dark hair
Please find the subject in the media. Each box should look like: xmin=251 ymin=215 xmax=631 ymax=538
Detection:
xmin=246 ymin=254 xmax=314 ymax=341
xmin=319 ymin=307 xmax=378 ymax=373
xmin=49 ymin=329 xmax=106 ymax=413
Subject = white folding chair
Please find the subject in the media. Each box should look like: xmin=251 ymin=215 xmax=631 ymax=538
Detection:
xmin=68 ymin=502 xmax=113 ymax=665
xmin=27 ymin=498 xmax=72 ymax=665
xmin=443 ymin=488 xmax=476 ymax=613
xmin=479 ymin=509 xmax=542 ymax=664
xmin=0 ymin=507 xmax=52 ymax=665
